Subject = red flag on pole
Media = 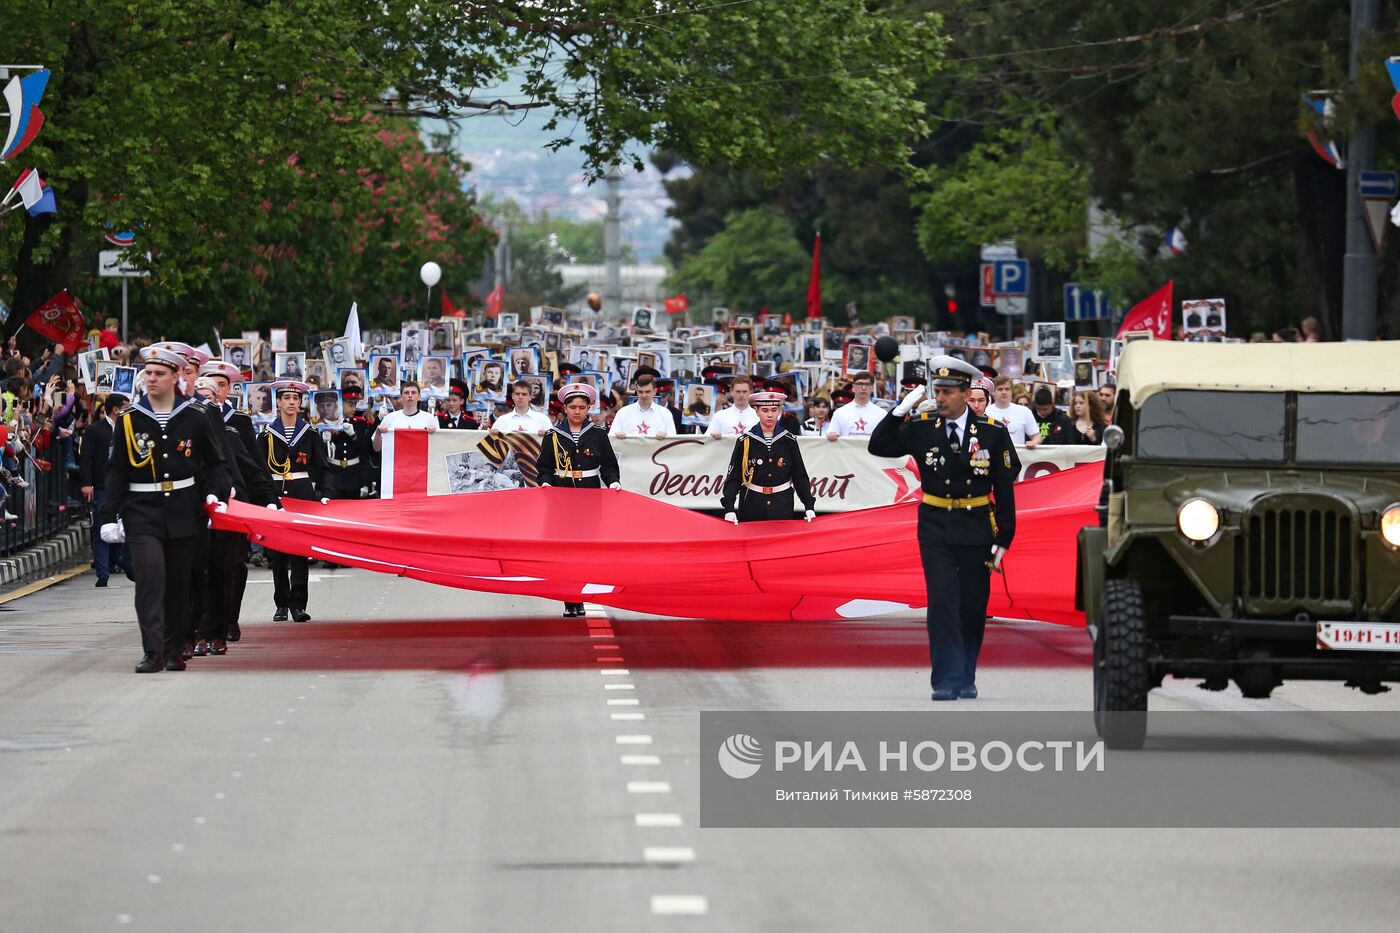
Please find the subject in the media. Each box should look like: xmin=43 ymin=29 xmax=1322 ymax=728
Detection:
xmin=484 ymin=284 xmax=503 ymax=319
xmin=805 ymin=232 xmax=822 ymax=319
xmin=25 ymin=290 xmax=87 ymax=353
xmin=664 ymin=294 xmax=688 ymax=314
xmin=1117 ymin=280 xmax=1174 ymax=340
xmin=442 ymin=291 xmax=466 ymax=318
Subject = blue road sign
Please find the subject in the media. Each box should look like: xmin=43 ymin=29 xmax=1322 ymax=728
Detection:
xmin=1063 ymin=283 xmax=1115 ymax=321
xmin=994 ymin=259 xmax=1029 ymax=296
xmin=1360 ymin=171 xmax=1398 ymax=199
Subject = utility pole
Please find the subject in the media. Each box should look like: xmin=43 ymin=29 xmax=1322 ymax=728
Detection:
xmin=1343 ymin=0 xmax=1381 ymax=340
xmin=604 ymin=166 xmax=622 ymax=319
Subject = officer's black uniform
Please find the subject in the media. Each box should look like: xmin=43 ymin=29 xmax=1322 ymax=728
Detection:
xmin=222 ymin=399 xmax=261 ymax=639
xmin=719 ymin=425 xmax=815 ymax=522
xmin=535 ymin=419 xmax=620 ymax=617
xmin=261 ymin=417 xmax=327 ymax=621
xmin=868 ymin=363 xmax=1017 ymax=699
xmin=321 ymin=413 xmax=375 ymax=500
xmin=100 ymin=392 xmax=232 ymax=671
xmin=437 ymin=410 xmax=479 ymax=430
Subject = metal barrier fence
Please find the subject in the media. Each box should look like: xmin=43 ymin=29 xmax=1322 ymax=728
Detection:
xmin=1 ymin=449 xmax=81 ymax=557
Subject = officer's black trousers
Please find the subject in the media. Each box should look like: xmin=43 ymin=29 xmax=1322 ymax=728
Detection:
xmin=127 ymin=534 xmax=197 ymax=658
xmin=737 ymin=492 xmax=797 ymax=522
xmin=269 ymin=549 xmax=309 ymax=611
xmin=200 ymin=531 xmax=247 ymax=639
xmin=917 ymin=511 xmax=992 ymax=692
xmin=182 ymin=527 xmax=210 ymax=646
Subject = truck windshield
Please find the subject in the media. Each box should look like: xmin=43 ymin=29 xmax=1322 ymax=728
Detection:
xmin=1136 ymin=391 xmax=1286 ymax=462
xmin=1297 ymin=394 xmax=1400 ymax=464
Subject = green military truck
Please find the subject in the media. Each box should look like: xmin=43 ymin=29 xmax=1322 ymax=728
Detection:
xmin=1078 ymin=341 xmax=1400 ymax=748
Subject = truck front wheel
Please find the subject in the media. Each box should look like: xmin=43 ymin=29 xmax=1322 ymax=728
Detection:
xmin=1094 ymin=578 xmax=1150 ymax=750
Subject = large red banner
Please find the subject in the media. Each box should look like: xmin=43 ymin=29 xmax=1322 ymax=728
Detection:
xmin=211 ymin=464 xmax=1100 ymax=625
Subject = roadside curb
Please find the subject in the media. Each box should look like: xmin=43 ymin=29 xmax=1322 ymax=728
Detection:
xmin=0 ymin=524 xmax=90 ymax=589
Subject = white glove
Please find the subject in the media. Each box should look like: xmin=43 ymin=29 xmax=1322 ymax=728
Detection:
xmin=825 ymin=431 xmax=839 ymax=442
xmin=892 ymin=384 xmax=926 ymax=417
xmin=990 ymin=545 xmax=1007 ymax=571
xmin=205 ymin=493 xmax=219 ymax=506
xmin=804 ymin=509 xmax=815 ymax=523
xmin=320 ymin=497 xmax=330 ymax=505
xmin=99 ymin=521 xmax=125 ymax=544
xmin=655 ymin=430 xmax=668 ymax=439
xmin=724 ymin=512 xmax=739 ymax=526
xmin=608 ymin=482 xmax=621 ymax=490
xmin=342 ymin=420 xmax=355 ymax=436
xmin=266 ymin=502 xmax=281 ymax=510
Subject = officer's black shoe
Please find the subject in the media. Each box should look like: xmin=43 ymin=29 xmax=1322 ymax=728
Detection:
xmin=193 ymin=640 xmax=209 ymax=657
xmin=273 ymin=608 xmax=289 ymax=622
xmin=931 ymin=688 xmax=959 ymax=701
xmin=165 ymin=656 xmax=187 ymax=672
xmin=291 ymin=609 xmax=311 ymax=623
xmin=208 ymin=639 xmax=228 ymax=655
xmin=180 ymin=642 xmax=195 ymax=661
xmin=123 ymin=567 xmax=136 ymax=582
xmin=958 ymin=685 xmax=978 ymax=700
xmin=95 ymin=577 xmax=108 ymax=588
xmin=135 ymin=653 xmax=164 ymax=674
xmin=227 ymin=621 xmax=241 ymax=642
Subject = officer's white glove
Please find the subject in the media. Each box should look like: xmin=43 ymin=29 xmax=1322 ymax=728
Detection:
xmin=341 ymin=420 xmax=355 ymax=436
xmin=825 ymin=431 xmax=839 ymax=442
xmin=724 ymin=512 xmax=739 ymax=526
xmin=892 ymin=384 xmax=926 ymax=417
xmin=608 ymin=482 xmax=621 ymax=490
xmin=655 ymin=430 xmax=668 ymax=439
xmin=990 ymin=545 xmax=1007 ymax=572
xmin=204 ymin=493 xmax=228 ymax=513
xmin=804 ymin=509 xmax=815 ymax=523
xmin=266 ymin=502 xmax=281 ymax=510
xmin=99 ymin=521 xmax=125 ymax=544
xmin=320 ymin=497 xmax=331 ymax=505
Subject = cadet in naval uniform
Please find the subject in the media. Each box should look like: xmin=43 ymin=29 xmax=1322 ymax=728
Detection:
xmin=98 ymin=347 xmax=233 ymax=673
xmin=202 ymin=359 xmax=261 ymax=645
xmin=261 ymin=380 xmax=328 ymax=622
xmin=719 ymin=390 xmax=816 ymax=524
xmin=535 ymin=382 xmax=621 ymax=617
xmin=867 ymin=356 xmax=1018 ymax=701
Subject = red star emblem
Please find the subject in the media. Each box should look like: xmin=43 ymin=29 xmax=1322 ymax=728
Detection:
xmin=853 ymin=417 xmax=868 ymax=432
xmin=733 ymin=423 xmax=745 ymax=434
xmin=637 ymin=421 xmax=650 ymax=434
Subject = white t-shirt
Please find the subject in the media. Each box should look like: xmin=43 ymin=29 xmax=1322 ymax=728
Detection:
xmin=829 ymin=400 xmax=887 ymax=437
xmin=706 ymin=404 xmax=758 ymax=437
xmin=987 ymin=402 xmax=1039 ymax=445
xmin=493 ymin=408 xmax=553 ymax=434
xmin=378 ymin=409 xmax=438 ymax=431
xmin=611 ymin=402 xmax=676 ymax=437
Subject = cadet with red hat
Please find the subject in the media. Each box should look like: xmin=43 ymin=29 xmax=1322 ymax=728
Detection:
xmin=438 ymin=381 xmax=480 ymax=430
xmin=98 ymin=346 xmax=233 ymax=673
xmin=535 ymin=382 xmax=622 ymax=617
xmin=719 ymin=390 xmax=816 ymax=525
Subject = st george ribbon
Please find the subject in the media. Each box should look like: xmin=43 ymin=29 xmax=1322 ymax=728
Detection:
xmin=210 ymin=462 xmax=1099 ymax=624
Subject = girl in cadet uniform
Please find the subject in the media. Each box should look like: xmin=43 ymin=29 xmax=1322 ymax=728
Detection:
xmin=720 ymin=390 xmax=816 ymax=525
xmin=535 ymin=382 xmax=622 ymax=617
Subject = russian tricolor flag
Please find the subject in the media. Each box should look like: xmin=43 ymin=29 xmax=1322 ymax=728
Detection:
xmin=3 ymin=167 xmax=57 ymax=217
xmin=1303 ymin=94 xmax=1344 ymax=169
xmin=1163 ymin=227 xmax=1187 ymax=256
xmin=1 ymin=69 xmax=50 ymax=163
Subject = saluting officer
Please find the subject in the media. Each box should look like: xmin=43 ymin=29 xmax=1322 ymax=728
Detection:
xmin=719 ymin=390 xmax=816 ymax=525
xmin=261 ymin=380 xmax=327 ymax=622
xmin=535 ymin=382 xmax=621 ymax=617
xmin=868 ymin=356 xmax=1018 ymax=701
xmin=99 ymin=347 xmax=232 ymax=673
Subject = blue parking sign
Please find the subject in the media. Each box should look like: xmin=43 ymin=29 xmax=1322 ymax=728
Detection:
xmin=994 ymin=259 xmax=1028 ymax=296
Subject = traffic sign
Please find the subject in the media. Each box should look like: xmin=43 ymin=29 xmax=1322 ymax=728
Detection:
xmin=994 ymin=296 xmax=1027 ymax=317
xmin=994 ymin=259 xmax=1029 ymax=296
xmin=98 ymin=250 xmax=151 ymax=278
xmin=1063 ymin=283 xmax=1115 ymax=321
xmin=1359 ymin=170 xmax=1397 ymax=253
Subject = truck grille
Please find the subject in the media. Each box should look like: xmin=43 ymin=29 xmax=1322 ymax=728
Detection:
xmin=1244 ymin=501 xmax=1356 ymax=606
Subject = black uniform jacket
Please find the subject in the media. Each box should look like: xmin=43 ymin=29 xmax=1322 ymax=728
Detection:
xmin=868 ymin=409 xmax=1017 ymax=549
xmin=535 ymin=422 xmax=620 ymax=489
xmin=99 ymin=395 xmax=233 ymax=538
xmin=78 ymin=416 xmax=116 ymax=491
xmin=719 ymin=425 xmax=816 ymax=516
xmin=437 ymin=411 xmax=480 ymax=430
xmin=260 ymin=419 xmax=328 ymax=502
xmin=321 ymin=416 xmax=375 ymax=494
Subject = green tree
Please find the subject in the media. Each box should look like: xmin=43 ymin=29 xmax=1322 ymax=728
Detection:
xmin=2 ymin=0 xmax=944 ymax=339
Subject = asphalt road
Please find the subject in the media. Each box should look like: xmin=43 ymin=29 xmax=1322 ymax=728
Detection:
xmin=2 ymin=565 xmax=1398 ymax=932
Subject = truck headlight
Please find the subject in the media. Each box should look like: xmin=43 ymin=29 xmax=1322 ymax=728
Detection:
xmin=1177 ymin=498 xmax=1220 ymax=543
xmin=1382 ymin=505 xmax=1400 ymax=548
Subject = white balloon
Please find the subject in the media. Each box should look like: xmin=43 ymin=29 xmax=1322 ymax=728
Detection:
xmin=419 ymin=261 xmax=442 ymax=287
